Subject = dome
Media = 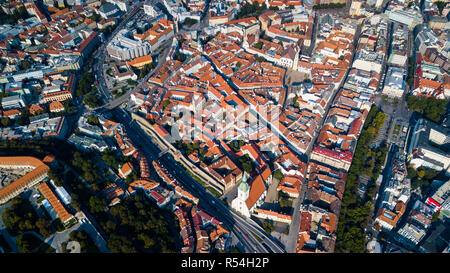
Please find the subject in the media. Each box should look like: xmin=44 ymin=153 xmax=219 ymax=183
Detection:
xmin=238 ymin=181 xmax=250 ymax=193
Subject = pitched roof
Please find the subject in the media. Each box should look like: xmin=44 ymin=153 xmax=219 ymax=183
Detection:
xmin=245 ymin=175 xmax=266 ymax=210
xmin=0 ymin=159 xmax=49 ymax=203
xmin=49 ymin=101 xmax=65 ymax=112
xmin=38 ymin=181 xmax=73 ymax=223
xmin=119 ymin=162 xmax=133 ymax=177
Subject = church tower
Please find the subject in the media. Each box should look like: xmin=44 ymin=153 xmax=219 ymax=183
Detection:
xmin=232 ymin=171 xmax=251 ymax=218
xmin=237 ymin=172 xmax=250 ymax=201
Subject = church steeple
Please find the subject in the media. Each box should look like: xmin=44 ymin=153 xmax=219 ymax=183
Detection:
xmin=238 ymin=172 xmax=250 ymax=201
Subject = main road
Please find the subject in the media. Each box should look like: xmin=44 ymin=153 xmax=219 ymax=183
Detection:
xmin=91 ymin=1 xmax=174 ymax=111
xmin=107 ymin=107 xmax=286 ymax=253
xmin=92 ymin=2 xmax=145 ymax=103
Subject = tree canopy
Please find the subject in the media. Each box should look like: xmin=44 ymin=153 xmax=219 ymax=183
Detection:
xmin=235 ymin=1 xmax=267 ymax=19
xmin=2 ymin=197 xmax=52 ymax=238
xmin=335 ymin=105 xmax=388 ymax=253
xmin=107 ymin=193 xmax=179 ymax=253
xmin=407 ymin=95 xmax=448 ymax=123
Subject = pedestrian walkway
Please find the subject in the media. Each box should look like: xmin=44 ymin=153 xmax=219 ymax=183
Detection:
xmin=373 ymin=114 xmax=391 ymax=146
xmin=264 ymin=178 xmax=280 ymax=204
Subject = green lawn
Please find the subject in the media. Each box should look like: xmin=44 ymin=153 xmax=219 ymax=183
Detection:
xmin=250 ymin=231 xmax=263 ymax=243
xmin=393 ymin=125 xmax=401 ymax=135
xmin=181 ymin=165 xmax=205 ymax=186
xmin=206 ymin=187 xmax=222 ymax=199
xmin=64 ymin=218 xmax=78 ymax=229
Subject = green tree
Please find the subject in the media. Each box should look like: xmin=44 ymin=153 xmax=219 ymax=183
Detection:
xmin=431 ymin=211 xmax=440 ymax=222
xmin=87 ymin=115 xmax=100 ymax=125
xmin=162 ymin=100 xmax=170 ymax=110
xmin=16 ymin=107 xmax=30 ymax=126
xmin=47 ymin=169 xmax=63 ymax=187
xmin=407 ymin=95 xmax=447 ymax=123
xmin=174 ymin=51 xmax=187 ymax=62
xmin=436 ymin=1 xmax=446 ymax=15
xmin=262 ymin=220 xmax=274 ymax=234
xmin=417 ymin=168 xmax=426 ymax=179
xmin=83 ymin=93 xmax=102 ymax=108
xmin=183 ymin=18 xmax=198 ymax=27
xmin=139 ymin=62 xmax=155 ymax=79
xmin=35 ymin=218 xmax=52 ymax=238
xmin=1 ymin=118 xmax=12 ymax=127
xmin=89 ymin=196 xmax=106 ymax=213
xmin=107 ymin=234 xmax=138 ymax=253
xmin=256 ymin=56 xmax=266 ymax=62
xmin=254 ymin=41 xmax=263 ymax=49
xmin=273 ymin=169 xmax=283 ymax=180
xmin=18 ymin=60 xmax=32 ymax=70
xmin=16 ymin=235 xmax=32 ymax=253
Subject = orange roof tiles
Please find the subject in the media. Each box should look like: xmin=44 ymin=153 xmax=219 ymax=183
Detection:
xmin=3 ymin=109 xmax=21 ymax=117
xmin=0 ymin=162 xmax=49 ymax=203
xmin=49 ymin=101 xmax=65 ymax=112
xmin=119 ymin=162 xmax=133 ymax=178
xmin=38 ymin=181 xmax=74 ymax=223
xmin=128 ymin=179 xmax=159 ymax=193
xmin=126 ymin=55 xmax=153 ymax=68
xmin=245 ymin=175 xmax=266 ymax=210
xmin=29 ymin=104 xmax=44 ymax=115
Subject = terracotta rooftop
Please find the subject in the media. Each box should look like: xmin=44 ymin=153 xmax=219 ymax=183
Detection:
xmin=38 ymin=181 xmax=74 ymax=223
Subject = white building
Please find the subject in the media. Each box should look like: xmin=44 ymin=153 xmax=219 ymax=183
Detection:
xmin=382 ymin=67 xmax=406 ymax=98
xmin=144 ymin=2 xmax=158 ymax=17
xmin=408 ymin=118 xmax=450 ymax=175
xmin=395 ymin=222 xmax=427 ymax=247
xmin=98 ymin=2 xmax=120 ymax=19
xmin=107 ymin=29 xmax=151 ymax=60
xmin=1 ymin=95 xmax=25 ymax=110
xmin=352 ymin=50 xmax=384 ymax=74
xmin=386 ymin=9 xmax=423 ymax=30
xmin=163 ymin=0 xmax=201 ymax=22
xmin=415 ymin=24 xmax=441 ymax=55
xmin=426 ymin=181 xmax=450 ymax=217
xmin=107 ymin=0 xmax=130 ymax=12
xmin=231 ymin=173 xmax=266 ymax=218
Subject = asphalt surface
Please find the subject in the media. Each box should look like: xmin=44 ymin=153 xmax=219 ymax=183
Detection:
xmin=92 ymin=3 xmax=145 ymax=103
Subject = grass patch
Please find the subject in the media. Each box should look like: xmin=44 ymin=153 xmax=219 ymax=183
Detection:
xmin=36 ymin=189 xmax=45 ymax=204
xmin=181 ymin=165 xmax=205 ymax=186
xmin=206 ymin=186 xmax=222 ymax=199
xmin=250 ymin=231 xmax=263 ymax=243
xmin=64 ymin=218 xmax=78 ymax=229
xmin=393 ymin=125 xmax=401 ymax=136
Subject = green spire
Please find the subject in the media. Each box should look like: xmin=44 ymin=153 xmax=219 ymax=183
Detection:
xmin=238 ymin=172 xmax=249 ymax=193
xmin=242 ymin=171 xmax=247 ymax=183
